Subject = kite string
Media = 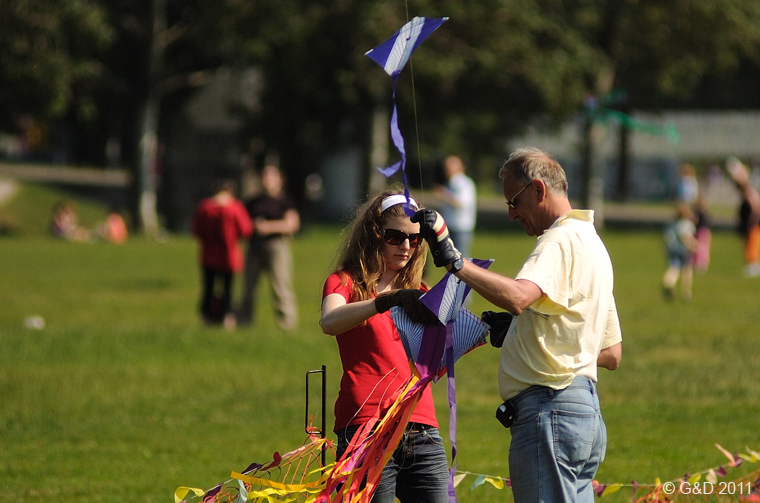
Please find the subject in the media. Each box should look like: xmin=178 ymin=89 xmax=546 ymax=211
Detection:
xmin=404 ymin=0 xmax=425 ymax=192
xmin=409 ymin=59 xmax=424 ymax=192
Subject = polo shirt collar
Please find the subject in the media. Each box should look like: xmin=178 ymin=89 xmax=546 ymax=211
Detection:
xmin=549 ymin=209 xmax=595 ymax=230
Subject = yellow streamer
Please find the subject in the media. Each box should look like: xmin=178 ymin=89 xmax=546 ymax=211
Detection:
xmin=244 ymin=487 xmax=302 ymax=503
xmin=601 ymin=483 xmax=623 ymax=497
xmin=739 ymin=449 xmax=760 ymax=463
xmin=484 ymin=476 xmax=505 ymax=490
xmin=232 ymin=472 xmax=324 ymax=493
xmin=174 ymin=487 xmax=205 ymax=503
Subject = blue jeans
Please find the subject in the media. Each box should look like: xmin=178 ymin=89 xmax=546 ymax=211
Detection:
xmin=335 ymin=423 xmax=450 ymax=503
xmin=508 ymin=377 xmax=607 ymax=503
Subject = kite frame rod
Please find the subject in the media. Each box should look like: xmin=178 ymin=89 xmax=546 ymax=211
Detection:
xmin=305 ymin=365 xmax=327 ymax=466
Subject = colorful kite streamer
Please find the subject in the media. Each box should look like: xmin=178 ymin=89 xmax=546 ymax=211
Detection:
xmin=584 ymin=93 xmax=681 ymax=144
xmin=177 ymin=442 xmax=760 ymax=502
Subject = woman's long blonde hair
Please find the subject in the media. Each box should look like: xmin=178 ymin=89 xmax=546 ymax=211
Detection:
xmin=334 ymin=188 xmax=428 ymax=301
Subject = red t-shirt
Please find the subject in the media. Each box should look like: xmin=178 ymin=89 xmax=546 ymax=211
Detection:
xmin=322 ymin=272 xmax=438 ymax=432
xmin=191 ymin=198 xmax=253 ymax=272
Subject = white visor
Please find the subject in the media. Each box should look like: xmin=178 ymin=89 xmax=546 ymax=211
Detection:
xmin=380 ymin=194 xmax=419 ymax=213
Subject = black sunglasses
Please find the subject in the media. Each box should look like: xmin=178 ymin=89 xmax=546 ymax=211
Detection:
xmin=505 ymin=182 xmax=532 ymax=210
xmin=383 ymin=228 xmax=421 ymax=248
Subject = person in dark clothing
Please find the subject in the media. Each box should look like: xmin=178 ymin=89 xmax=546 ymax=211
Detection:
xmin=237 ymin=165 xmax=300 ymax=329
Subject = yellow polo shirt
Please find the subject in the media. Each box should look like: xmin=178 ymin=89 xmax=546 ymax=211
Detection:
xmin=498 ymin=210 xmax=623 ymax=400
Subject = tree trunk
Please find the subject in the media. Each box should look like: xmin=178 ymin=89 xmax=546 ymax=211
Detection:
xmin=135 ymin=0 xmax=165 ymax=237
xmin=580 ymin=114 xmax=593 ymax=207
xmin=579 ymin=67 xmax=615 ymax=230
xmin=580 ymin=115 xmax=606 ymax=229
xmin=137 ymin=97 xmax=160 ymax=237
xmin=616 ymin=117 xmax=631 ymax=202
xmin=368 ymin=103 xmax=390 ymax=196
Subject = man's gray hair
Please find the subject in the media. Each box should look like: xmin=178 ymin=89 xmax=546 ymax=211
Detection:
xmin=498 ymin=147 xmax=568 ymax=197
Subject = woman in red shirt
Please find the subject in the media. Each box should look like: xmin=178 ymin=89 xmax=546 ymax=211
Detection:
xmin=191 ymin=179 xmax=253 ymax=328
xmin=320 ymin=189 xmax=449 ymax=503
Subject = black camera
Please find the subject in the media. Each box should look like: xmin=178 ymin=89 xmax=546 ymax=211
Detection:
xmin=495 ymin=400 xmax=516 ymax=428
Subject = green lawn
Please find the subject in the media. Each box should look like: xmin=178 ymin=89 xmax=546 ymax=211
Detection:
xmin=1 ymin=187 xmax=759 ymax=502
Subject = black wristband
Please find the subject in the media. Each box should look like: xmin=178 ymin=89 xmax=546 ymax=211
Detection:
xmin=449 ymin=257 xmax=464 ymax=273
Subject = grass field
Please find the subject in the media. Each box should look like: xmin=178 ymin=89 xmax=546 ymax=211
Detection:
xmin=1 ymin=182 xmax=759 ymax=502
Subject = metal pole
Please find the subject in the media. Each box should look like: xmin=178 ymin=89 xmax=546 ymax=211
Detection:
xmin=321 ymin=364 xmax=326 ymax=467
xmin=305 ymin=365 xmax=327 ymax=466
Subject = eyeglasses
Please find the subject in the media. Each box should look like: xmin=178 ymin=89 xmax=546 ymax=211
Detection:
xmin=383 ymin=228 xmax=421 ymax=248
xmin=505 ymin=182 xmax=532 ymax=209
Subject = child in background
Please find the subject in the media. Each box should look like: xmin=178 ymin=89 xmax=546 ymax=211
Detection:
xmin=663 ymin=203 xmax=697 ymax=301
xmin=49 ymin=201 xmax=90 ymax=242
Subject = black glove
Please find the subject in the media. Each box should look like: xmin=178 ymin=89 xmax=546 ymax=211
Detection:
xmin=481 ymin=311 xmax=514 ymax=348
xmin=411 ymin=209 xmax=462 ymax=268
xmin=375 ymin=289 xmax=439 ymax=324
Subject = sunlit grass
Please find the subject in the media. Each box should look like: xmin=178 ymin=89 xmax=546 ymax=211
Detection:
xmin=1 ymin=186 xmax=759 ymax=502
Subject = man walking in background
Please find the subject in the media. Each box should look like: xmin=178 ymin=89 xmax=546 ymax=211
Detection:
xmin=434 ymin=155 xmax=477 ymax=258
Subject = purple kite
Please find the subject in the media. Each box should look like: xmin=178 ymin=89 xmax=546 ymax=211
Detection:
xmin=391 ymin=258 xmax=494 ymax=501
xmin=365 ymin=16 xmax=448 ymax=215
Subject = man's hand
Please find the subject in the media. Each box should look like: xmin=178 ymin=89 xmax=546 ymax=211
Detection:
xmin=481 ymin=311 xmax=514 ymax=348
xmin=375 ymin=289 xmax=439 ymax=324
xmin=411 ymin=209 xmax=462 ymax=268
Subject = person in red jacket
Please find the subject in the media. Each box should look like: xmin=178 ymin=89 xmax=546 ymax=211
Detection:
xmin=191 ymin=179 xmax=253 ymax=328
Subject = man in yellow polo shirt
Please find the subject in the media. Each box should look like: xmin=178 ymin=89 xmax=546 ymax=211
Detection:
xmin=413 ymin=147 xmax=622 ymax=503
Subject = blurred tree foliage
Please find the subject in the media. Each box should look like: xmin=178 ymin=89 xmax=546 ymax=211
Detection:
xmin=2 ymin=0 xmax=760 ymax=229
xmin=0 ymin=0 xmax=113 ymax=128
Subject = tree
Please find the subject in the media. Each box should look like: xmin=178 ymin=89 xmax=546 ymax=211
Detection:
xmin=0 ymin=1 xmax=112 ymax=133
xmin=5 ymin=0 xmax=760 ymax=230
xmin=560 ymin=0 xmax=760 ymax=219
xmin=222 ymin=0 xmax=605 ymax=199
xmin=103 ymin=0 xmax=250 ymax=235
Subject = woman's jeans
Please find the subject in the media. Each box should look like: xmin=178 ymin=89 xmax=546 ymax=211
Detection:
xmin=508 ymin=376 xmax=607 ymax=503
xmin=335 ymin=423 xmax=450 ymax=503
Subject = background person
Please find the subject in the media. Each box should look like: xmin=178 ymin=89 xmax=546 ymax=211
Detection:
xmin=238 ymin=165 xmax=300 ymax=329
xmin=191 ymin=179 xmax=253 ymax=329
xmin=692 ymin=191 xmax=712 ymax=274
xmin=413 ymin=147 xmax=622 ymax=503
xmin=49 ymin=200 xmax=90 ymax=242
xmin=676 ymin=162 xmax=700 ymax=205
xmin=319 ymin=190 xmax=448 ymax=503
xmin=662 ymin=203 xmax=697 ymax=301
xmin=727 ymin=157 xmax=760 ymax=277
xmin=97 ymin=207 xmax=128 ymax=244
xmin=434 ymin=155 xmax=477 ymax=258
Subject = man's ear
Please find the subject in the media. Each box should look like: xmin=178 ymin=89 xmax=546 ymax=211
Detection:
xmin=533 ymin=179 xmax=547 ymax=203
